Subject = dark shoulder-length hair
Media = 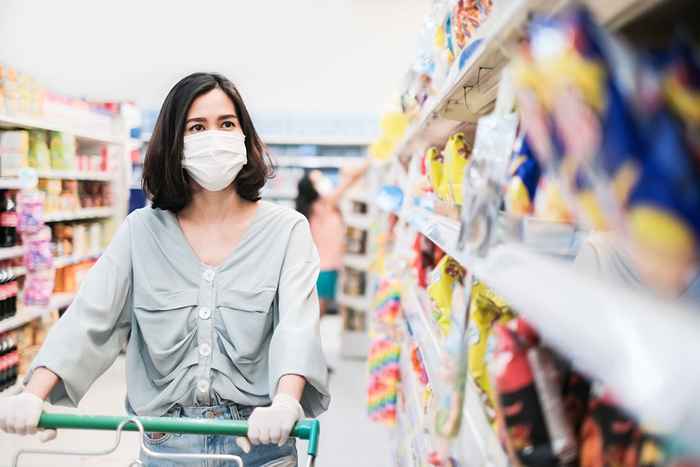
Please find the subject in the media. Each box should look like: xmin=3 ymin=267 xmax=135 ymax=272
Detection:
xmin=295 ymin=171 xmax=320 ymax=219
xmin=143 ymin=72 xmax=273 ymax=212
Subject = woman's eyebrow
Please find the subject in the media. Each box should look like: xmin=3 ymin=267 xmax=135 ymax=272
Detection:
xmin=186 ymin=117 xmax=207 ymax=124
xmin=218 ymin=114 xmax=239 ymax=121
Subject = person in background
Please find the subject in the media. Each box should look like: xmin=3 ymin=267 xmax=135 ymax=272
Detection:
xmin=0 ymin=72 xmax=330 ymax=467
xmin=295 ymin=163 xmax=368 ymax=316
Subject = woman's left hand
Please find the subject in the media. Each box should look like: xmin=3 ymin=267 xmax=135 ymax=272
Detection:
xmin=237 ymin=393 xmax=304 ymax=452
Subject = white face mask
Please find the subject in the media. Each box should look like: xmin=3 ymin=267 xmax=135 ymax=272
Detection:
xmin=182 ymin=130 xmax=247 ymax=191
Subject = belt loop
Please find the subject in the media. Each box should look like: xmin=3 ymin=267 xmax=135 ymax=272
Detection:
xmin=228 ymin=403 xmax=241 ymax=420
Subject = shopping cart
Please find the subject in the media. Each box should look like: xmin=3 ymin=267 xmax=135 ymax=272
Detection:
xmin=12 ymin=412 xmax=320 ymax=467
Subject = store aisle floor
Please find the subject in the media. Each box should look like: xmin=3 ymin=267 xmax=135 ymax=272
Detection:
xmin=0 ymin=315 xmax=390 ymax=467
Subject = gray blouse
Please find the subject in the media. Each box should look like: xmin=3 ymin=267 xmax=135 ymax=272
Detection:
xmin=27 ymin=201 xmax=330 ymax=417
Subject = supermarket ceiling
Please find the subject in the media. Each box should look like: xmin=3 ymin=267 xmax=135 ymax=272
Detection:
xmin=0 ymin=0 xmax=430 ymax=117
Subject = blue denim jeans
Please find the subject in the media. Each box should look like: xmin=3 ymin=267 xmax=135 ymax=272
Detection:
xmin=139 ymin=403 xmax=298 ymax=467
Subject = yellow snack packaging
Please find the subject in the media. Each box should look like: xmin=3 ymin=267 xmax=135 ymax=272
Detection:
xmin=427 ymin=256 xmax=466 ymax=335
xmin=444 ymin=132 xmax=471 ymax=205
xmin=467 ymin=281 xmax=514 ymax=422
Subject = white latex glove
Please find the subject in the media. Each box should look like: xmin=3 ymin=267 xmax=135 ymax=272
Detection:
xmin=236 ymin=394 xmax=303 ymax=453
xmin=0 ymin=392 xmax=57 ymax=442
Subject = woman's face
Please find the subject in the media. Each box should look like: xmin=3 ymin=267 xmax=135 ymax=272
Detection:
xmin=185 ymin=88 xmax=243 ymax=136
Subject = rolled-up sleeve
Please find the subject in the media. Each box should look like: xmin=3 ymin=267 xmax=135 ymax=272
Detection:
xmin=24 ymin=217 xmax=133 ymax=407
xmin=269 ymin=218 xmax=330 ymax=417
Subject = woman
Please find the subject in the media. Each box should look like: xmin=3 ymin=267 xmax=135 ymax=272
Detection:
xmin=0 ymin=73 xmax=330 ymax=466
xmin=295 ymin=165 xmax=367 ymax=316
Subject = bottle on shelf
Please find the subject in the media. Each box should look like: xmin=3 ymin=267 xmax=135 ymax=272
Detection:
xmin=0 ymin=266 xmax=18 ymax=322
xmin=0 ymin=333 xmax=19 ymax=391
xmin=0 ymin=190 xmax=18 ymax=248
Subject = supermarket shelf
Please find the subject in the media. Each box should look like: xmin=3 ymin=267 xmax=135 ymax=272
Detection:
xmin=343 ymin=253 xmax=373 ymax=271
xmin=264 ymin=135 xmax=371 ymax=146
xmin=344 ymin=213 xmax=371 ymax=231
xmin=402 ymin=206 xmax=582 ymax=262
xmin=0 ymin=246 xmax=24 ymax=261
xmin=0 ymin=292 xmax=75 ymax=334
xmin=470 ymin=243 xmax=700 ymax=444
xmin=272 ymin=155 xmax=365 ymax=169
xmin=337 ymin=292 xmax=369 ymax=311
xmin=401 ymin=283 xmax=441 ymax=385
xmin=0 ymin=178 xmax=25 ymax=190
xmin=11 ymin=266 xmax=26 ymax=277
xmin=35 ymin=170 xmax=113 ymax=181
xmin=0 ymin=113 xmax=123 ymax=145
xmin=53 ymin=251 xmax=103 ymax=269
xmin=389 ymin=0 xmax=667 ymax=161
xmin=44 ymin=207 xmax=114 ymax=223
xmin=458 ymin=377 xmax=509 ymax=467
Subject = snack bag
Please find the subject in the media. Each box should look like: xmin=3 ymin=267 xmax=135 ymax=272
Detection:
xmin=467 ymin=281 xmax=513 ymax=419
xmin=427 ymin=255 xmax=466 ymax=335
xmin=506 ymin=137 xmax=542 ymax=216
xmin=491 ymin=319 xmax=578 ymax=467
xmin=531 ymin=7 xmax=645 ymax=230
xmin=443 ymin=132 xmax=471 ymax=205
xmin=427 ymin=146 xmax=450 ymax=201
xmin=434 ymin=274 xmax=471 ymax=440
xmin=626 ymin=39 xmax=700 ymax=292
xmin=580 ymin=387 xmax=667 ymax=467
xmin=452 ymin=0 xmax=481 ymax=53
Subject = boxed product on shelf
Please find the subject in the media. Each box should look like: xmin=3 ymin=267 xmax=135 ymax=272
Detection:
xmin=28 ymin=131 xmax=51 ymax=171
xmin=0 ymin=331 xmax=19 ymax=391
xmin=345 ymin=226 xmax=368 ymax=255
xmin=54 ymin=259 xmax=96 ymax=294
xmin=49 ymin=131 xmax=77 ymax=171
xmin=0 ymin=130 xmax=29 ymax=176
xmin=342 ymin=266 xmax=366 ymax=296
xmin=342 ymin=306 xmax=367 ymax=332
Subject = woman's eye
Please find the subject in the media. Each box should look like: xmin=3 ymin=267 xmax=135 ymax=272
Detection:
xmin=189 ymin=123 xmax=205 ymax=132
xmin=221 ymin=121 xmax=236 ymax=129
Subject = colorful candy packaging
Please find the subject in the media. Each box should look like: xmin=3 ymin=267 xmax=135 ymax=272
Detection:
xmin=580 ymin=386 xmax=667 ymax=467
xmin=491 ymin=318 xmax=578 ymax=467
xmin=367 ymin=337 xmax=401 ymax=426
xmin=414 ymin=233 xmax=443 ymax=289
xmin=531 ymin=7 xmax=645 ymax=231
xmin=626 ymin=39 xmax=700 ymax=294
xmin=466 ymin=281 xmax=513 ymax=421
xmin=372 ymin=279 xmax=402 ymax=328
xmin=506 ymin=137 xmax=542 ymax=216
xmin=427 ymin=255 xmax=466 ymax=335
xmin=511 ymin=43 xmax=576 ymax=225
xmin=443 ymin=132 xmax=471 ymax=205
xmin=451 ymin=0 xmax=481 ymax=54
xmin=410 ymin=343 xmax=429 ymax=387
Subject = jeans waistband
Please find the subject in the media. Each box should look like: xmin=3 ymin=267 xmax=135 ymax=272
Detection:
xmin=166 ymin=402 xmax=255 ymax=420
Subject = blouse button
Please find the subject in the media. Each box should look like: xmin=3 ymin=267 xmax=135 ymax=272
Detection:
xmin=203 ymin=269 xmax=215 ymax=283
xmin=198 ymin=343 xmax=211 ymax=357
xmin=198 ymin=307 xmax=211 ymax=320
xmin=196 ymin=379 xmax=210 ymax=394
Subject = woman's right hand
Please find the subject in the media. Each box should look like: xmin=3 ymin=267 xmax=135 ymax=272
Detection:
xmin=0 ymin=390 xmax=57 ymax=441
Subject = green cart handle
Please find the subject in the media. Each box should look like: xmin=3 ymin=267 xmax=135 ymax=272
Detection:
xmin=38 ymin=412 xmax=320 ymax=458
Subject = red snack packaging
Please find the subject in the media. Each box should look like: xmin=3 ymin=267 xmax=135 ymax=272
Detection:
xmin=491 ymin=319 xmax=578 ymax=467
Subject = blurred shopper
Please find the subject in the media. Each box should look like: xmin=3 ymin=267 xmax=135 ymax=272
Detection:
xmin=0 ymin=73 xmax=330 ymax=467
xmin=295 ymin=163 xmax=368 ymax=316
